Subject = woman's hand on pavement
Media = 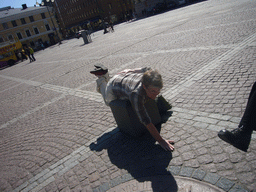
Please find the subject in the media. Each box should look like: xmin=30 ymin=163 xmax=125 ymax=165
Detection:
xmin=159 ymin=139 xmax=175 ymax=152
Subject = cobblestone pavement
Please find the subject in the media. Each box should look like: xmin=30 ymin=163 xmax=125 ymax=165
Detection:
xmin=1 ymin=0 xmax=256 ymax=191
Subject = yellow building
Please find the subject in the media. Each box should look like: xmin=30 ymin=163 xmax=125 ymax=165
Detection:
xmin=0 ymin=4 xmax=61 ymax=51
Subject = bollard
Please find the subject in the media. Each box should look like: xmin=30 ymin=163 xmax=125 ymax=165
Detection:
xmin=81 ymin=30 xmax=92 ymax=44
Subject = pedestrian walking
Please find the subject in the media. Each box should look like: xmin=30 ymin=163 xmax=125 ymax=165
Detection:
xmin=109 ymin=21 xmax=114 ymax=32
xmin=25 ymin=47 xmax=33 ymax=62
xmin=29 ymin=47 xmax=36 ymax=61
xmin=103 ymin=20 xmax=108 ymax=34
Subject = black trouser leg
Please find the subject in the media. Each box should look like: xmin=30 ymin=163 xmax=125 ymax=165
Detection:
xmin=239 ymin=81 xmax=256 ymax=132
xmin=31 ymin=54 xmax=36 ymax=61
xmin=28 ymin=55 xmax=33 ymax=62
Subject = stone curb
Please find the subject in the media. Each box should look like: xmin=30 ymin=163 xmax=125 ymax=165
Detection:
xmin=93 ymin=165 xmax=249 ymax=192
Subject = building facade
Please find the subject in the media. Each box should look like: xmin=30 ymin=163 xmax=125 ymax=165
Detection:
xmin=134 ymin=0 xmax=186 ymax=18
xmin=0 ymin=4 xmax=61 ymax=50
xmin=43 ymin=0 xmax=134 ymax=36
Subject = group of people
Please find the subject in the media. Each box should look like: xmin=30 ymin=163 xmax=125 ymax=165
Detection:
xmin=17 ymin=46 xmax=36 ymax=62
xmin=90 ymin=65 xmax=255 ymax=153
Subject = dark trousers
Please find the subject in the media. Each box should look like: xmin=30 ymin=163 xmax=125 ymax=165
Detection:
xmin=31 ymin=54 xmax=36 ymax=61
xmin=28 ymin=54 xmax=33 ymax=62
xmin=239 ymin=81 xmax=256 ymax=132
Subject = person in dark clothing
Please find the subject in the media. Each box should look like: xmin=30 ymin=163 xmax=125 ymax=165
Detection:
xmin=218 ymin=81 xmax=256 ymax=152
xmin=109 ymin=21 xmax=114 ymax=32
xmin=21 ymin=49 xmax=27 ymax=61
xmin=103 ymin=21 xmax=108 ymax=34
xmin=25 ymin=47 xmax=33 ymax=62
xmin=29 ymin=47 xmax=36 ymax=61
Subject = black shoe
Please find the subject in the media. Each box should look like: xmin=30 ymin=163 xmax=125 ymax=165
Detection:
xmin=90 ymin=65 xmax=108 ymax=76
xmin=94 ymin=64 xmax=108 ymax=71
xmin=218 ymin=126 xmax=251 ymax=152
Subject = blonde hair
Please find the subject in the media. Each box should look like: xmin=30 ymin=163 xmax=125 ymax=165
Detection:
xmin=142 ymin=69 xmax=163 ymax=89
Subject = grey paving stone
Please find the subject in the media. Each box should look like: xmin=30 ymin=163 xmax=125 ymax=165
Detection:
xmin=20 ymin=182 xmax=39 ymax=192
xmin=229 ymin=185 xmax=249 ymax=192
xmin=193 ymin=116 xmax=219 ymax=125
xmin=28 ymin=169 xmax=51 ymax=184
xmin=13 ymin=182 xmax=29 ymax=192
xmin=93 ymin=182 xmax=110 ymax=192
xmin=109 ymin=176 xmax=122 ymax=188
xmin=30 ymin=176 xmax=55 ymax=192
xmin=168 ymin=166 xmax=181 ymax=176
xmin=208 ymin=114 xmax=232 ymax=121
xmin=203 ymin=172 xmax=221 ymax=185
xmin=216 ymin=177 xmax=235 ymax=192
xmin=179 ymin=167 xmax=195 ymax=177
xmin=193 ymin=122 xmax=209 ymax=129
xmin=120 ymin=173 xmax=134 ymax=183
xmin=192 ymin=169 xmax=206 ymax=181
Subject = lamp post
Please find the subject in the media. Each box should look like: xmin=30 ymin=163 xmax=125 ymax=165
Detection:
xmin=41 ymin=0 xmax=61 ymax=44
xmin=53 ymin=0 xmax=65 ymax=37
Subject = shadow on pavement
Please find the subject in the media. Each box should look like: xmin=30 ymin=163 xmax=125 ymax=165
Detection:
xmin=90 ymin=120 xmax=178 ymax=192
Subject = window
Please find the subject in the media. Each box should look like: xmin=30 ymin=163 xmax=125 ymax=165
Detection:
xmin=45 ymin=24 xmax=50 ymax=31
xmin=20 ymin=18 xmax=26 ymax=24
xmin=11 ymin=20 xmax=17 ymax=27
xmin=7 ymin=35 xmax=14 ymax=41
xmin=2 ymin=23 xmax=8 ymax=29
xmin=25 ymin=30 xmax=31 ymax=37
xmin=34 ymin=27 xmax=39 ymax=34
xmin=41 ymin=13 xmax=46 ymax=19
xmin=17 ymin=32 xmax=23 ymax=40
xmin=29 ymin=16 xmax=34 ymax=22
xmin=0 ymin=36 xmax=4 ymax=43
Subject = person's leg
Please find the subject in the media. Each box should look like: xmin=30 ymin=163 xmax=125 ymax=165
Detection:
xmin=96 ymin=73 xmax=109 ymax=95
xmin=28 ymin=55 xmax=33 ymax=62
xmin=218 ymin=81 xmax=256 ymax=152
xmin=90 ymin=65 xmax=112 ymax=105
xmin=238 ymin=81 xmax=256 ymax=131
xmin=31 ymin=54 xmax=36 ymax=61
